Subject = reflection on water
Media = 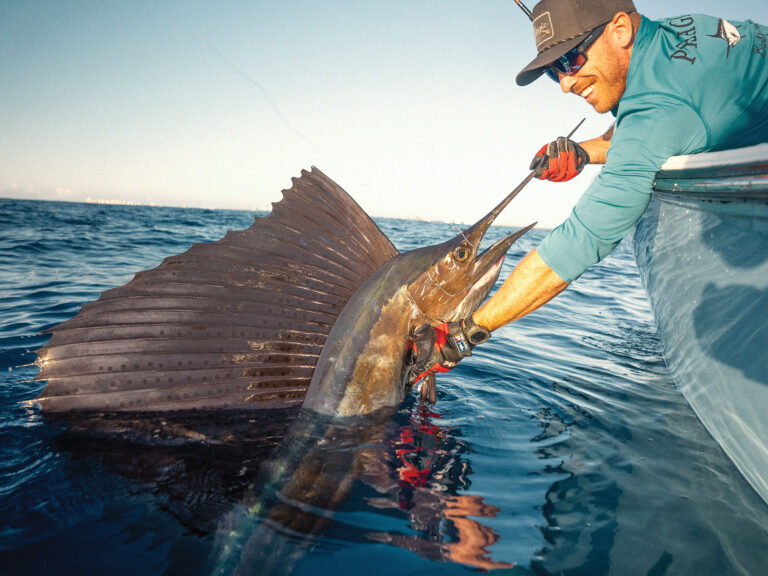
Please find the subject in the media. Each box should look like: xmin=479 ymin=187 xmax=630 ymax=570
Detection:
xmin=207 ymin=402 xmax=513 ymax=575
xmin=365 ymin=406 xmax=512 ymax=571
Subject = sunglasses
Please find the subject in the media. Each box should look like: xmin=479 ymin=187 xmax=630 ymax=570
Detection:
xmin=545 ymin=23 xmax=608 ymax=82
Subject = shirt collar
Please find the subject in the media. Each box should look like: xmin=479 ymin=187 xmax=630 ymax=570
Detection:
xmin=612 ymin=15 xmax=659 ymax=116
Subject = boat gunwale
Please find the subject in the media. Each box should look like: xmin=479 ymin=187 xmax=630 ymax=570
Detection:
xmin=653 ymin=144 xmax=768 ymax=203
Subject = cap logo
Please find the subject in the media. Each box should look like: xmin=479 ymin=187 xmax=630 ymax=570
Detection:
xmin=534 ymin=12 xmax=555 ymax=49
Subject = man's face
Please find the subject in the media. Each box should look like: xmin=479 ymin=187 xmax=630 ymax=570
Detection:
xmin=556 ymin=28 xmax=629 ymax=114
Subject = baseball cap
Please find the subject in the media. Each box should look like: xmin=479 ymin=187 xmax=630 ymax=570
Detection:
xmin=516 ymin=0 xmax=636 ymax=86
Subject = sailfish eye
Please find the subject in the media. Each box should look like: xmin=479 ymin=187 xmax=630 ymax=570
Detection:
xmin=453 ymin=246 xmax=470 ymax=262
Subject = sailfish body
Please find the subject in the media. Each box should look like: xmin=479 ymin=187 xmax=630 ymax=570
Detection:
xmin=34 ymin=168 xmax=532 ymax=416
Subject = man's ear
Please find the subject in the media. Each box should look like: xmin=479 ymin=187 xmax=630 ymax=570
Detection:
xmin=609 ymin=12 xmax=637 ymax=50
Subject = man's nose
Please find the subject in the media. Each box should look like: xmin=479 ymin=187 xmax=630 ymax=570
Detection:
xmin=559 ymin=74 xmax=577 ymax=93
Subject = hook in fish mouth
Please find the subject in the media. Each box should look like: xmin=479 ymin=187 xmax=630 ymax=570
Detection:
xmin=412 ymin=220 xmax=536 ymax=325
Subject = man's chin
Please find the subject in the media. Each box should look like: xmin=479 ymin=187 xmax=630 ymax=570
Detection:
xmin=579 ymin=92 xmax=610 ymax=114
xmin=591 ymin=101 xmax=615 ymax=114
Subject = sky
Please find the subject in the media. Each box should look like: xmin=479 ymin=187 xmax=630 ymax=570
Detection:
xmin=2 ymin=0 xmax=767 ymax=228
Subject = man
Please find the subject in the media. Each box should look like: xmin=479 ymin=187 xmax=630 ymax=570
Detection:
xmin=409 ymin=0 xmax=768 ymax=379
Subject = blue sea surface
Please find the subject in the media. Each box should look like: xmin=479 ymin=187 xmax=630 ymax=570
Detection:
xmin=1 ymin=197 xmax=767 ymax=575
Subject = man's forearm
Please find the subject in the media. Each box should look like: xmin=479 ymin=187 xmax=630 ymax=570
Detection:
xmin=580 ymin=123 xmax=614 ymax=165
xmin=472 ymin=249 xmax=568 ymax=332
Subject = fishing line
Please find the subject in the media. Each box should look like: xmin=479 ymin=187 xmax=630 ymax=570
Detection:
xmin=453 ymin=225 xmax=478 ymax=248
xmin=204 ymin=41 xmax=325 ymax=160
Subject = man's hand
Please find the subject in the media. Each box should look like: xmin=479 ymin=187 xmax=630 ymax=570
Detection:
xmin=530 ymin=137 xmax=590 ymax=182
xmin=405 ymin=318 xmax=491 ymax=385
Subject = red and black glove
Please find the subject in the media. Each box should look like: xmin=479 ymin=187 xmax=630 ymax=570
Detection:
xmin=530 ymin=137 xmax=590 ymax=182
xmin=405 ymin=317 xmax=491 ymax=385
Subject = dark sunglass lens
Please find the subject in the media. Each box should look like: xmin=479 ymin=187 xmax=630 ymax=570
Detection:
xmin=545 ymin=30 xmax=597 ymax=82
xmin=567 ymin=52 xmax=587 ymax=73
xmin=551 ymin=49 xmax=588 ymax=77
xmin=552 ymin=50 xmax=576 ymax=74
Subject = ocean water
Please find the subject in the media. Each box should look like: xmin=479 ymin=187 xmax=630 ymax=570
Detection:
xmin=1 ymin=197 xmax=767 ymax=575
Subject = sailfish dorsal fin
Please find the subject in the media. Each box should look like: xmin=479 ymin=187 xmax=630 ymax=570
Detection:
xmin=35 ymin=167 xmax=398 ymax=412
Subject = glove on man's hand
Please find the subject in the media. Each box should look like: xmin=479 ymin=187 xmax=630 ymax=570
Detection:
xmin=405 ymin=318 xmax=491 ymax=385
xmin=530 ymin=136 xmax=590 ymax=182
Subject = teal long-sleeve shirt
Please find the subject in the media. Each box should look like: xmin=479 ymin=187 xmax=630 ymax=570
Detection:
xmin=539 ymin=14 xmax=768 ymax=283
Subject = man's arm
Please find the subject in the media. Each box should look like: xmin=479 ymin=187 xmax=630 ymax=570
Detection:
xmin=475 ymin=101 xmax=704 ymax=332
xmin=579 ymin=123 xmax=614 ymax=165
xmin=472 ymin=249 xmax=567 ymax=331
xmin=419 ymin=102 xmax=706 ymax=369
xmin=406 ymin=249 xmax=567 ymax=381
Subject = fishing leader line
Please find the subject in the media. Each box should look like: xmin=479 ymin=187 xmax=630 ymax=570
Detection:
xmin=204 ymin=41 xmax=328 ymax=163
xmin=203 ymin=40 xmax=380 ymax=191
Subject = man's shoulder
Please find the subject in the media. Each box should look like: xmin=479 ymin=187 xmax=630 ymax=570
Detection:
xmin=649 ymin=12 xmax=765 ymax=66
xmin=610 ymin=97 xmax=710 ymax=167
xmin=622 ymin=13 xmax=753 ymax=113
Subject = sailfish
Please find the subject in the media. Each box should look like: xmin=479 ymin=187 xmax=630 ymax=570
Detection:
xmin=33 ymin=168 xmax=534 ymax=417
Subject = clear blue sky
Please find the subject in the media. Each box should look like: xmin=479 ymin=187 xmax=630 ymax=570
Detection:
xmin=2 ymin=1 xmax=766 ymax=227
